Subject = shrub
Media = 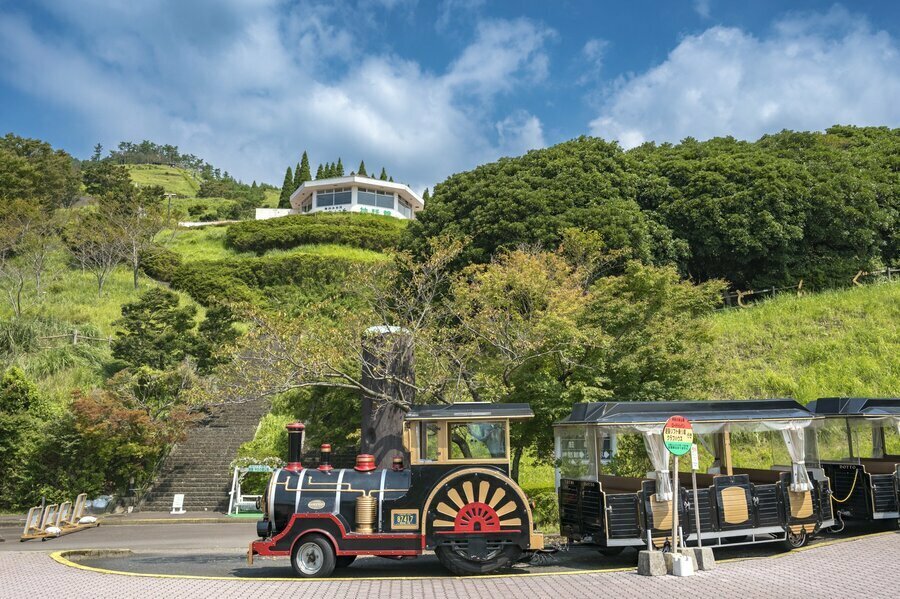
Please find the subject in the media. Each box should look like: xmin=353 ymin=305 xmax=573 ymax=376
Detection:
xmin=139 ymin=244 xmax=183 ymax=282
xmin=225 ymin=212 xmax=406 ymax=253
xmin=171 ymin=251 xmax=357 ymax=306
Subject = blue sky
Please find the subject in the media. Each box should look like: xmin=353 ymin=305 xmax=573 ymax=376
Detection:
xmin=1 ymin=1 xmax=899 ymax=190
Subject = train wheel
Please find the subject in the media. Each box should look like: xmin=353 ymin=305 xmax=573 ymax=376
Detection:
xmin=335 ymin=555 xmax=357 ymax=568
xmin=291 ymin=534 xmax=336 ymax=578
xmin=435 ymin=543 xmax=522 ymax=575
xmin=783 ymin=529 xmax=808 ymax=550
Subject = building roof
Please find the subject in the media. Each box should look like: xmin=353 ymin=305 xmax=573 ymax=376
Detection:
xmin=556 ymin=399 xmax=816 ymax=427
xmin=807 ymin=397 xmax=900 ymax=417
xmin=288 ymin=175 xmax=425 ymax=211
xmin=405 ymin=403 xmax=534 ymax=422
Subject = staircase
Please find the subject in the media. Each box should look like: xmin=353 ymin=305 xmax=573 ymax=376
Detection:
xmin=140 ymin=400 xmax=270 ymax=512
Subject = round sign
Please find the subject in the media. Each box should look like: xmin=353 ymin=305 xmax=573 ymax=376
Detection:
xmin=663 ymin=415 xmax=693 ymax=456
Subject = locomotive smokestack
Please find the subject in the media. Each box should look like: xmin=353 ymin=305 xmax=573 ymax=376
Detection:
xmin=318 ymin=444 xmax=333 ymax=471
xmin=285 ymin=422 xmax=305 ymax=471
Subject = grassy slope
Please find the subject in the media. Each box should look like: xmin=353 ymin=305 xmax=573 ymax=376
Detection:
xmin=158 ymin=225 xmax=389 ymax=263
xmin=707 ymin=281 xmax=900 ymax=402
xmin=126 ymin=164 xmax=201 ymax=196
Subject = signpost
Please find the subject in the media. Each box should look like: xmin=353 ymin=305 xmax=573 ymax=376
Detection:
xmin=690 ymin=443 xmax=702 ymax=547
xmin=663 ymin=415 xmax=693 ymax=554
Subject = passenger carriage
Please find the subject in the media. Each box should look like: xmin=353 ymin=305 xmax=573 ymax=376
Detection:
xmin=250 ymin=403 xmax=543 ymax=577
xmin=554 ymin=400 xmax=834 ymax=552
xmin=808 ymin=397 xmax=900 ymax=524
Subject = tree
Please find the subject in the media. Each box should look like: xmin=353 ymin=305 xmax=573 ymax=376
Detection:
xmin=194 ymin=305 xmax=240 ymax=374
xmin=297 ymin=151 xmax=312 ymax=184
xmin=0 ymin=201 xmax=62 ymax=316
xmin=0 ymin=134 xmax=81 ymax=209
xmin=379 ymin=167 xmax=388 ymax=181
xmin=91 ymin=143 xmax=103 ymax=161
xmin=66 ymin=211 xmax=123 ymax=297
xmin=112 ymin=288 xmax=198 ymax=370
xmin=336 ymin=158 xmax=344 ymax=176
xmin=82 ymin=161 xmax=134 ymax=202
xmin=315 ymin=164 xmax=324 ymax=179
xmin=293 ymin=162 xmax=302 ymax=190
xmin=112 ymin=185 xmax=167 ymax=289
xmin=279 ymin=166 xmax=294 ymax=209
xmin=357 ymin=160 xmax=368 ymax=177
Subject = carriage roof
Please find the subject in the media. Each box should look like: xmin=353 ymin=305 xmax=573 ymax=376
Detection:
xmin=405 ymin=403 xmax=533 ymax=422
xmin=555 ymin=399 xmax=816 ymax=427
xmin=807 ymin=397 xmax=900 ymax=417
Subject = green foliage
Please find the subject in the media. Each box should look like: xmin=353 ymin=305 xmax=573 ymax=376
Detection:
xmin=225 ymin=212 xmax=407 ymax=254
xmin=0 ymin=366 xmax=40 ymax=413
xmin=409 ymin=127 xmax=900 ymax=290
xmin=379 ymin=167 xmax=388 ymax=181
xmin=357 ymin=160 xmax=367 ymax=177
xmin=139 ymin=244 xmax=183 ymax=282
xmin=194 ymin=305 xmax=239 ymax=374
xmin=0 ymin=133 xmax=80 ymax=209
xmin=82 ymin=161 xmax=134 ymax=201
xmin=112 ymin=288 xmax=198 ymax=369
xmin=126 ymin=164 xmax=200 ymax=197
xmin=707 ymin=280 xmax=900 ymax=402
xmin=171 ymin=250 xmax=358 ymax=308
xmin=279 ymin=166 xmax=293 ymax=209
xmin=295 ymin=151 xmax=312 ymax=187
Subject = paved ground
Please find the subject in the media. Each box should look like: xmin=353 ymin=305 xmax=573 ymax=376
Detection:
xmin=0 ymin=529 xmax=898 ymax=598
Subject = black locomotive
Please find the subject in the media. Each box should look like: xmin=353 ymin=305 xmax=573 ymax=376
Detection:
xmin=249 ymin=403 xmax=543 ymax=577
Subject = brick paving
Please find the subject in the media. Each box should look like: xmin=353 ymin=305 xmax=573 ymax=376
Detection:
xmin=1 ymin=532 xmax=898 ymax=598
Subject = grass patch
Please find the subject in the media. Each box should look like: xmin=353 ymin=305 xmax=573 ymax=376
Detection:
xmin=126 ymin=164 xmax=201 ymax=196
xmin=707 ymin=280 xmax=900 ymax=402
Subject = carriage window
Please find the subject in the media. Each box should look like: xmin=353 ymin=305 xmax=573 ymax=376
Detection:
xmin=449 ymin=421 xmax=507 ymax=459
xmin=556 ymin=426 xmax=597 ymax=481
xmin=420 ymin=423 xmax=440 ymax=461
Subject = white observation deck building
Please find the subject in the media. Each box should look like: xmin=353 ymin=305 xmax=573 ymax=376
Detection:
xmin=255 ymin=175 xmax=425 ymax=221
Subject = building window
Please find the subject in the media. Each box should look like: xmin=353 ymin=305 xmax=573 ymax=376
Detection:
xmin=398 ymin=198 xmax=412 ymax=218
xmin=315 ymin=188 xmax=351 ymax=208
xmin=358 ymin=188 xmax=394 ymax=210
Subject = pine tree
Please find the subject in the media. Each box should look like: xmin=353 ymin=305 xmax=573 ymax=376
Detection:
xmin=316 ymin=164 xmax=324 ymax=179
xmin=379 ymin=167 xmax=388 ymax=181
xmin=92 ymin=143 xmax=103 ymax=161
xmin=358 ymin=160 xmax=367 ymax=177
xmin=423 ymin=188 xmax=430 ymax=203
xmin=336 ymin=158 xmax=344 ymax=176
xmin=297 ymin=151 xmax=312 ymax=183
xmin=293 ymin=162 xmax=302 ymax=189
xmin=389 ymin=176 xmax=394 ymax=182
xmin=279 ymin=166 xmax=294 ymax=208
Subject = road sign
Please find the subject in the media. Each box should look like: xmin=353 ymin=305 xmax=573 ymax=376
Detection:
xmin=171 ymin=494 xmax=186 ymax=515
xmin=690 ymin=443 xmax=699 ymax=471
xmin=663 ymin=415 xmax=693 ymax=456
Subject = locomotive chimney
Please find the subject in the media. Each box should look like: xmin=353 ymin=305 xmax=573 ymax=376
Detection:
xmin=285 ymin=422 xmax=305 ymax=472
xmin=317 ymin=444 xmax=333 ymax=471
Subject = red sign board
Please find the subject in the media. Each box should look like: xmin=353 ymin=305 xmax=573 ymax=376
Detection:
xmin=663 ymin=415 xmax=693 ymax=456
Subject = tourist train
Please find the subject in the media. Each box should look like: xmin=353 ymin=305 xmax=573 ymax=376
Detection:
xmin=249 ymin=397 xmax=899 ymax=577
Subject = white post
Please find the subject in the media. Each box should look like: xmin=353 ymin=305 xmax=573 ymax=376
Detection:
xmin=691 ymin=443 xmax=702 ymax=548
xmin=227 ymin=467 xmax=239 ymax=515
xmin=671 ymin=455 xmax=679 ymax=553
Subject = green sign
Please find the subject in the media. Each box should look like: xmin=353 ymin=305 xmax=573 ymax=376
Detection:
xmin=663 ymin=415 xmax=693 ymax=456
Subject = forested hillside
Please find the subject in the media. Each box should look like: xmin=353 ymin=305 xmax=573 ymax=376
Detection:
xmin=407 ymin=126 xmax=899 ymax=290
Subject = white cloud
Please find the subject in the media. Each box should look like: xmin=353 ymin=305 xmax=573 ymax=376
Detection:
xmin=436 ymin=0 xmax=485 ymax=32
xmin=495 ymin=110 xmax=545 ymax=156
xmin=578 ymin=38 xmax=610 ymax=85
xmin=693 ymin=0 xmax=712 ymax=19
xmin=0 ymin=1 xmax=552 ymax=190
xmin=590 ymin=7 xmax=900 ymax=148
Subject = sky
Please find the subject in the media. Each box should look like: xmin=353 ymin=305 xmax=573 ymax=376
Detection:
xmin=1 ymin=0 xmax=899 ymax=191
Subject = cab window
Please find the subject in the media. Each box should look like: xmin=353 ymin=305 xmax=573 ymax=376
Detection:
xmin=449 ymin=421 xmax=507 ymax=459
xmin=420 ymin=422 xmax=440 ymax=461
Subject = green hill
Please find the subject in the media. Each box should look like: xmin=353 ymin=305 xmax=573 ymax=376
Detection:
xmin=126 ymin=164 xmax=201 ymax=196
xmin=707 ymin=281 xmax=900 ymax=402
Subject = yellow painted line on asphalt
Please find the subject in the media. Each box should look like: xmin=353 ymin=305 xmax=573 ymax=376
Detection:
xmin=49 ymin=530 xmax=898 ymax=583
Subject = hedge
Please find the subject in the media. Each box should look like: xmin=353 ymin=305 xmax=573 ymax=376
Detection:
xmin=139 ymin=244 xmax=183 ymax=283
xmin=225 ymin=212 xmax=406 ymax=253
xmin=171 ymin=251 xmax=358 ymax=306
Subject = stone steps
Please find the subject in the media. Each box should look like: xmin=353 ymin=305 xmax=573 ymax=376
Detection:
xmin=139 ymin=400 xmax=269 ymax=512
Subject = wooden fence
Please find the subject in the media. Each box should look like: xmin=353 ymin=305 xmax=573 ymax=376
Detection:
xmin=721 ymin=267 xmax=899 ymax=308
xmin=37 ymin=330 xmax=112 ymax=348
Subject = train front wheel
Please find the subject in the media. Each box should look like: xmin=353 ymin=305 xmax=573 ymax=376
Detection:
xmin=435 ymin=544 xmax=522 ymax=575
xmin=783 ymin=529 xmax=808 ymax=550
xmin=291 ymin=534 xmax=336 ymax=578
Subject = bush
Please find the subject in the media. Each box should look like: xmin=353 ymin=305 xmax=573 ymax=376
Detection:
xmin=139 ymin=244 xmax=183 ymax=282
xmin=171 ymin=251 xmax=357 ymax=306
xmin=225 ymin=212 xmax=406 ymax=254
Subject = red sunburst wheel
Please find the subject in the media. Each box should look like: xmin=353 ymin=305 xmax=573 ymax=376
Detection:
xmin=454 ymin=502 xmax=501 ymax=532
